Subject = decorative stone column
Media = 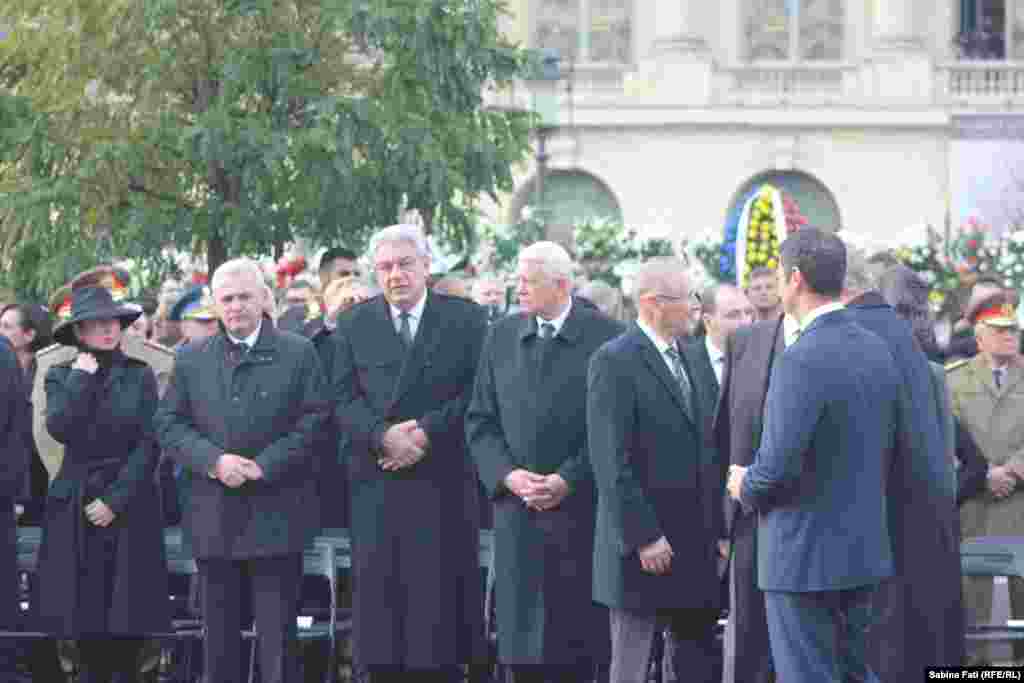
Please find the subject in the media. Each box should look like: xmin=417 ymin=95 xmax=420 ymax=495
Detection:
xmin=639 ymin=0 xmax=712 ymax=105
xmin=868 ymin=0 xmax=932 ymax=103
xmin=652 ymin=0 xmax=708 ymax=56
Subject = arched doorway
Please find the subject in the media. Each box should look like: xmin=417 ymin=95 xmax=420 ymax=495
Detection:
xmin=726 ymin=170 xmax=842 ymax=235
xmin=511 ymin=169 xmax=624 ymax=245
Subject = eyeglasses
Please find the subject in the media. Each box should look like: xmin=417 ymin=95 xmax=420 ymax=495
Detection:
xmin=374 ymin=258 xmax=418 ymax=274
xmin=652 ymin=292 xmax=701 ymax=305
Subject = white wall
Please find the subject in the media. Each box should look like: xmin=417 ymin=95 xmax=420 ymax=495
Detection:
xmin=521 ymin=123 xmax=950 ymax=246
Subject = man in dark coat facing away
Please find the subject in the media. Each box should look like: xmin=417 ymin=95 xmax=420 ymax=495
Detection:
xmin=332 ymin=224 xmax=487 ymax=683
xmin=587 ymin=257 xmax=724 ymax=683
xmin=842 ymin=260 xmax=963 ymax=676
xmin=466 ymin=241 xmax=622 ymax=683
xmin=157 ymin=257 xmax=327 ymax=683
xmin=728 ymin=229 xmax=901 ymax=683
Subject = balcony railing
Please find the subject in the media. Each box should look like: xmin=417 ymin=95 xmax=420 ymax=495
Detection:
xmin=937 ymin=61 xmax=1024 ymax=103
xmin=715 ymin=62 xmax=855 ymax=106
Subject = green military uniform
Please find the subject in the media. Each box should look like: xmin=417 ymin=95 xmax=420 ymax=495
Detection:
xmin=948 ymin=352 xmax=1024 ymax=659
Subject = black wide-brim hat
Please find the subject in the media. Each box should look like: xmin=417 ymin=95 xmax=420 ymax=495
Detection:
xmin=52 ymin=286 xmax=143 ymax=346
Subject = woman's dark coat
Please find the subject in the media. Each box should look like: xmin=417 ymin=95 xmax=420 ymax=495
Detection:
xmin=36 ymin=352 xmax=169 ymax=635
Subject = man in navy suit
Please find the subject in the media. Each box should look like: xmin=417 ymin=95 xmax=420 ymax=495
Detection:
xmin=727 ymin=229 xmax=900 ymax=683
xmin=588 ymin=258 xmax=723 ymax=683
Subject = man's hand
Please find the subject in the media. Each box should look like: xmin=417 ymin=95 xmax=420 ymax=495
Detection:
xmin=214 ymin=453 xmax=262 ymax=488
xmin=727 ymin=465 xmax=748 ymax=501
xmin=504 ymin=469 xmax=548 ymax=506
xmin=988 ymin=465 xmax=1016 ymax=500
xmin=378 ymin=421 xmax=425 ymax=471
xmin=524 ymin=474 xmax=570 ymax=511
xmin=717 ymin=539 xmax=731 ymax=560
xmin=73 ymin=352 xmax=99 ymax=374
xmin=638 ymin=536 xmax=673 ymax=575
xmin=85 ymin=499 xmax=115 ymax=527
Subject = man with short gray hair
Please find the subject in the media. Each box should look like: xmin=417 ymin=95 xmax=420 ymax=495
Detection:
xmin=332 ymin=224 xmax=488 ymax=682
xmin=157 ymin=257 xmax=327 ymax=683
xmin=467 ymin=242 xmax=622 ymax=683
xmin=588 ymin=258 xmax=723 ymax=683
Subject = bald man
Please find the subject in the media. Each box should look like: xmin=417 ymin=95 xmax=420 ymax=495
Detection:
xmin=588 ymin=258 xmax=723 ymax=683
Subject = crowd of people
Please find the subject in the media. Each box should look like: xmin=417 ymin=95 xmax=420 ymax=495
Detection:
xmin=0 ymin=223 xmax=1014 ymax=682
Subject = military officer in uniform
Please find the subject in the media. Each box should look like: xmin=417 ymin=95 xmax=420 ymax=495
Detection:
xmin=948 ymin=291 xmax=1024 ymax=664
xmin=168 ymin=285 xmax=219 ymax=346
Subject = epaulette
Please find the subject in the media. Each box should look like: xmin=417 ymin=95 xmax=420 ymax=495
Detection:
xmin=136 ymin=338 xmax=175 ymax=358
xmin=35 ymin=343 xmax=76 ymax=363
xmin=945 ymin=358 xmax=969 ymax=372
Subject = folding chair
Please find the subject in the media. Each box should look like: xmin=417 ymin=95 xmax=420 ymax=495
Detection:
xmin=961 ymin=535 xmax=1024 ymax=646
xmin=152 ymin=526 xmax=203 ymax=683
xmin=243 ymin=539 xmax=345 ymax=683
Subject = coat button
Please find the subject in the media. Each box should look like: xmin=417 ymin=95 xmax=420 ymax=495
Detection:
xmin=233 ymin=396 xmax=240 ymax=402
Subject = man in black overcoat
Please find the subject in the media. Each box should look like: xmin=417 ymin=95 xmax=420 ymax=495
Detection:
xmin=0 ymin=336 xmax=29 ymax=675
xmin=157 ymin=258 xmax=326 ymax=683
xmin=332 ymin=224 xmax=487 ymax=683
xmin=466 ymin=242 xmax=622 ymax=683
xmin=843 ymin=262 xmax=962 ymax=675
xmin=714 ymin=313 xmax=792 ymax=683
xmin=587 ymin=258 xmax=723 ymax=683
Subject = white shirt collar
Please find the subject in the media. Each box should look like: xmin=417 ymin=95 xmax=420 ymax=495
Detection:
xmin=536 ymin=299 xmax=573 ymax=337
xmin=390 ymin=290 xmax=428 ymax=324
xmin=783 ymin=314 xmax=801 ymax=348
xmin=705 ymin=336 xmax=724 ymax=365
xmin=227 ymin=318 xmax=263 ymax=348
xmin=637 ymin=317 xmax=676 ymax=357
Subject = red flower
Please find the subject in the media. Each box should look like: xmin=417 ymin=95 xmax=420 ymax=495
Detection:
xmin=968 ymin=239 xmax=979 ymax=249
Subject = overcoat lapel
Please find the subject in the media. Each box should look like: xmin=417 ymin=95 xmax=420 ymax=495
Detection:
xmin=389 ymin=293 xmax=444 ymax=414
xmin=751 ymin=316 xmax=785 ymax=443
xmin=635 ymin=328 xmax=698 ymax=434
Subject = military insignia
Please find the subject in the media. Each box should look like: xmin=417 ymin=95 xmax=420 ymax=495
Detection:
xmin=305 ymin=297 xmax=323 ymax=323
xmin=945 ymin=358 xmax=969 ymax=372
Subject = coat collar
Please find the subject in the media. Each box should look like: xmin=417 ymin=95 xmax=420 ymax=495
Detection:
xmin=627 ymin=324 xmax=698 ymax=430
xmin=846 ymin=291 xmax=887 ymax=309
xmin=386 ymin=291 xmax=445 ymax=413
xmin=517 ymin=302 xmax=585 ymax=345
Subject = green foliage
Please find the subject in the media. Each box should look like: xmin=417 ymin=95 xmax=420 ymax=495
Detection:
xmin=573 ymin=217 xmax=674 ymax=286
xmin=0 ymin=0 xmax=533 ymax=299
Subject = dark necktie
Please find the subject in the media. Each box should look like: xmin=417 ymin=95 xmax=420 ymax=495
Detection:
xmin=995 ymin=368 xmax=1005 ymax=391
xmin=664 ymin=346 xmax=694 ymax=418
xmin=539 ymin=322 xmax=555 ymax=340
xmin=398 ymin=312 xmax=414 ymax=348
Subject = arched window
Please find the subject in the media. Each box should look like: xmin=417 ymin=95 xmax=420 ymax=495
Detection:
xmin=514 ymin=169 xmax=623 ymax=242
xmin=745 ymin=0 xmax=845 ymax=61
xmin=728 ymin=171 xmax=841 ymax=234
xmin=532 ymin=0 xmax=632 ymax=65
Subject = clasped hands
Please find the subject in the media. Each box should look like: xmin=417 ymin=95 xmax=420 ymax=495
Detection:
xmin=503 ymin=469 xmax=569 ymax=512
xmin=726 ymin=464 xmax=748 ymax=501
xmin=988 ymin=464 xmax=1021 ymax=500
xmin=378 ymin=420 xmax=429 ymax=471
xmin=85 ymin=499 xmax=115 ymax=527
xmin=214 ymin=453 xmax=264 ymax=489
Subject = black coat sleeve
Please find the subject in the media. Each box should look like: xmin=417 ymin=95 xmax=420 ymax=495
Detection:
xmin=0 ymin=343 xmax=29 ymax=499
xmin=103 ymin=366 xmax=159 ymax=515
xmin=44 ymin=366 xmax=98 ymax=445
xmin=587 ymin=344 xmax=662 ymax=556
xmin=465 ymin=326 xmax=517 ymax=498
xmin=955 ymin=416 xmax=988 ymax=506
xmin=332 ymin=323 xmax=389 ymax=454
xmin=156 ymin=352 xmax=227 ymax=475
xmin=253 ymin=344 xmax=327 ymax=483
xmin=419 ymin=306 xmax=488 ymax=447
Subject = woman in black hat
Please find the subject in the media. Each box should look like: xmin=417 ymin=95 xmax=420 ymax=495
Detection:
xmin=34 ymin=285 xmax=169 ymax=683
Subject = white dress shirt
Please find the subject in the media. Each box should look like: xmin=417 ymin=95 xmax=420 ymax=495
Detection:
xmin=536 ymin=299 xmax=573 ymax=337
xmin=705 ymin=336 xmax=725 ymax=386
xmin=227 ymin=319 xmax=263 ymax=349
xmin=390 ymin=291 xmax=428 ymax=341
xmin=637 ymin=318 xmax=682 ymax=376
